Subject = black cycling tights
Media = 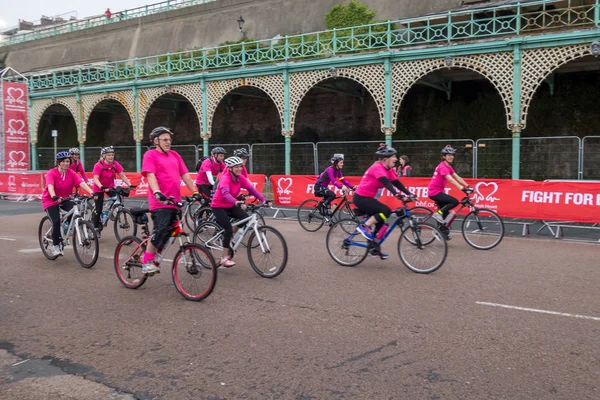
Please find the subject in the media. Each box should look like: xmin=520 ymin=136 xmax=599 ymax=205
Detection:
xmin=353 ymin=193 xmax=391 ymax=233
xmin=46 ymin=201 xmax=76 ymax=246
xmin=429 ymin=192 xmax=459 ymax=219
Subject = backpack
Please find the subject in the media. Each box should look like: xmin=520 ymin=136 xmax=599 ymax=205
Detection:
xmin=196 ymin=156 xmax=211 ymax=172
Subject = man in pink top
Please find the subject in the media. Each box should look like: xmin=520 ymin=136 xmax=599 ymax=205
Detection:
xmin=68 ymin=147 xmax=87 ymax=181
xmin=195 ymin=147 xmax=226 ymax=206
xmin=42 ymin=151 xmax=96 ymax=257
xmin=427 ymin=145 xmax=473 ymax=240
xmin=141 ymin=126 xmax=201 ymax=274
xmin=211 ymin=156 xmax=269 ymax=267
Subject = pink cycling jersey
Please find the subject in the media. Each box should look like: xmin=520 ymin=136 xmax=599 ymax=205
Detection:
xmin=241 ymin=165 xmax=248 ymax=178
xmin=355 ymin=162 xmax=397 ymax=198
xmin=41 ymin=168 xmax=84 ymax=210
xmin=196 ymin=157 xmax=225 ymax=185
xmin=69 ymin=159 xmax=87 ymax=180
xmin=427 ymin=161 xmax=455 ymax=197
xmin=211 ymin=170 xmax=265 ymax=208
xmin=142 ymin=149 xmax=188 ymax=211
xmin=92 ymin=160 xmax=124 ymax=192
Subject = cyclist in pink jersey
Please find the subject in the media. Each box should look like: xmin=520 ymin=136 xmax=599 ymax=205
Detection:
xmin=353 ymin=144 xmax=415 ymax=259
xmin=233 ymin=148 xmax=250 ymax=178
xmin=140 ymin=126 xmax=201 ymax=274
xmin=195 ymin=147 xmax=226 ymax=206
xmin=42 ymin=151 xmax=96 ymax=256
xmin=68 ymin=147 xmax=88 ymax=181
xmin=211 ymin=156 xmax=270 ymax=267
xmin=427 ymin=145 xmax=473 ymax=240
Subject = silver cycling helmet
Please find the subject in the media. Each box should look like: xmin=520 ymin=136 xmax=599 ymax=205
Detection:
xmin=224 ymin=156 xmax=244 ymax=168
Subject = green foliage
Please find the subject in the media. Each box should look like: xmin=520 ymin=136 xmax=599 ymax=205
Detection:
xmin=325 ymin=0 xmax=376 ymax=29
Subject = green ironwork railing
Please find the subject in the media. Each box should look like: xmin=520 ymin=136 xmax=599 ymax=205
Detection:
xmin=4 ymin=0 xmax=216 ymax=45
xmin=17 ymin=0 xmax=600 ymax=91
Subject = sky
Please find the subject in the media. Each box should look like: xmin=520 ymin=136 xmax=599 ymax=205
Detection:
xmin=0 ymin=0 xmax=152 ymax=29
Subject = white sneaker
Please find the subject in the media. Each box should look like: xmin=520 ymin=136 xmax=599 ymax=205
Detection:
xmin=432 ymin=212 xmax=445 ymax=224
xmin=220 ymin=257 xmax=236 ymax=268
xmin=52 ymin=245 xmax=63 ymax=257
xmin=142 ymin=262 xmax=160 ymax=274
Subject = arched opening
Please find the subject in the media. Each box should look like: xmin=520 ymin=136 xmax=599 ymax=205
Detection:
xmin=396 ymin=68 xmax=506 ymax=178
xmin=211 ymin=86 xmax=280 ymax=175
xmin=86 ymin=99 xmax=134 ymax=171
xmin=143 ymin=93 xmax=200 ymax=168
xmin=526 ymin=55 xmax=600 ymax=180
xmin=36 ymin=104 xmax=77 ymax=170
xmin=295 ymin=77 xmax=381 ymax=176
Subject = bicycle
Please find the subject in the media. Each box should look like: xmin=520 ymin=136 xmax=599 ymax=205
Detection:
xmin=113 ymin=198 xmax=218 ymax=302
xmin=87 ymin=186 xmax=137 ymax=242
xmin=408 ymin=193 xmax=505 ymax=250
xmin=192 ymin=203 xmax=287 ymax=278
xmin=38 ymin=195 xmax=99 ymax=268
xmin=298 ymin=192 xmax=359 ymax=232
xmin=326 ymin=196 xmax=448 ymax=274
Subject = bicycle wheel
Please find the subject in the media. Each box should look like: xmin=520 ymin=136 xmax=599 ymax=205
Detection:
xmin=246 ymin=226 xmax=288 ymax=278
xmin=72 ymin=220 xmax=99 ymax=268
xmin=38 ymin=216 xmax=59 ymax=261
xmin=114 ymin=236 xmax=148 ymax=289
xmin=114 ymin=208 xmax=137 ymax=242
xmin=193 ymin=221 xmax=223 ymax=261
xmin=172 ymin=243 xmax=218 ymax=301
xmin=195 ymin=206 xmax=215 ymax=226
xmin=398 ymin=223 xmax=447 ymax=274
xmin=407 ymin=207 xmax=433 ymax=224
xmin=462 ymin=208 xmax=504 ymax=250
xmin=184 ymin=200 xmax=203 ymax=232
xmin=297 ymin=199 xmax=324 ymax=232
xmin=326 ymin=219 xmax=369 ymax=267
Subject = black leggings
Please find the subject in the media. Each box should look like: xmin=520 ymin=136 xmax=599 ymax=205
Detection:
xmin=92 ymin=192 xmax=105 ymax=229
xmin=197 ymin=184 xmax=212 ymax=206
xmin=314 ymin=186 xmax=335 ymax=206
xmin=212 ymin=206 xmax=249 ymax=250
xmin=429 ymin=192 xmax=459 ymax=219
xmin=353 ymin=193 xmax=391 ymax=232
xmin=150 ymin=208 xmax=179 ymax=250
xmin=46 ymin=201 xmax=76 ymax=246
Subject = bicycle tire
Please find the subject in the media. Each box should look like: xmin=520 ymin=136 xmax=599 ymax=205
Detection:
xmin=73 ymin=219 xmax=99 ymax=268
xmin=195 ymin=206 xmax=215 ymax=226
xmin=461 ymin=208 xmax=504 ymax=250
xmin=172 ymin=243 xmax=218 ymax=301
xmin=38 ymin=216 xmax=59 ymax=261
xmin=398 ymin=223 xmax=447 ymax=274
xmin=297 ymin=199 xmax=324 ymax=232
xmin=326 ymin=219 xmax=369 ymax=267
xmin=114 ymin=236 xmax=148 ymax=289
xmin=246 ymin=226 xmax=288 ymax=278
xmin=184 ymin=200 xmax=203 ymax=232
xmin=114 ymin=208 xmax=137 ymax=242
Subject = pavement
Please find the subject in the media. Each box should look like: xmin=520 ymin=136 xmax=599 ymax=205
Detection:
xmin=0 ymin=200 xmax=598 ymax=399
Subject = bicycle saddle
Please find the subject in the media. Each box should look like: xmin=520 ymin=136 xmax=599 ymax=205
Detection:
xmin=129 ymin=207 xmax=150 ymax=217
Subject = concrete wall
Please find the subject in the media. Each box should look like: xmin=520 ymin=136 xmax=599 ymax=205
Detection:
xmin=1 ymin=0 xmax=463 ymax=72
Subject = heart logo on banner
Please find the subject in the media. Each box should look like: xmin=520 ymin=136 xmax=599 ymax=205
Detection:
xmin=474 ymin=182 xmax=500 ymax=203
xmin=277 ymin=177 xmax=293 ymax=195
xmin=6 ymin=87 xmax=25 ymax=104
xmin=8 ymin=151 xmax=27 ymax=167
xmin=8 ymin=119 xmax=26 ymax=135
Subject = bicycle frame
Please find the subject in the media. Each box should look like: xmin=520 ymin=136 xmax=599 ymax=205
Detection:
xmin=204 ymin=212 xmax=270 ymax=254
xmin=425 ymin=196 xmax=477 ymax=228
xmin=43 ymin=198 xmax=90 ymax=248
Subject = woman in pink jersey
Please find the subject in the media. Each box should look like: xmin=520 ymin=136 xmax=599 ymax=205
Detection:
xmin=353 ymin=144 xmax=415 ymax=259
xmin=427 ymin=145 xmax=473 ymax=239
xmin=211 ymin=156 xmax=269 ymax=267
xmin=68 ymin=147 xmax=87 ymax=181
xmin=41 ymin=151 xmax=96 ymax=257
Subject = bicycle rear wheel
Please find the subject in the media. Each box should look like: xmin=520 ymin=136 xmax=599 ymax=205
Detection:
xmin=397 ymin=223 xmax=447 ymax=274
xmin=297 ymin=199 xmax=324 ymax=232
xmin=38 ymin=216 xmax=58 ymax=261
xmin=73 ymin=220 xmax=99 ymax=268
xmin=114 ymin=236 xmax=148 ymax=289
xmin=184 ymin=200 xmax=203 ymax=232
xmin=246 ymin=226 xmax=288 ymax=278
xmin=172 ymin=243 xmax=218 ymax=301
xmin=326 ymin=219 xmax=369 ymax=267
xmin=114 ymin=208 xmax=137 ymax=242
xmin=462 ymin=208 xmax=504 ymax=250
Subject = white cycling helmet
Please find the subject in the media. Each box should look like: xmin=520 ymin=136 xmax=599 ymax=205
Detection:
xmin=224 ymin=156 xmax=244 ymax=168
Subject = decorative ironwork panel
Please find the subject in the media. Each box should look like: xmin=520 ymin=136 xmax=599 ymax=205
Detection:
xmin=391 ymin=53 xmax=514 ymax=129
xmin=206 ymin=76 xmax=284 ymax=136
xmin=289 ymin=64 xmax=386 ymax=132
xmin=138 ymin=84 xmax=203 ymax=137
xmin=81 ymin=91 xmax=136 ymax=141
xmin=520 ymin=44 xmax=593 ymax=129
xmin=31 ymin=96 xmax=79 ymax=144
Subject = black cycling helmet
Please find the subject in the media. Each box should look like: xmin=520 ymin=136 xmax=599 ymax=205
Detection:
xmin=149 ymin=126 xmax=173 ymax=142
xmin=233 ymin=148 xmax=249 ymax=158
xmin=375 ymin=143 xmax=397 ymax=159
xmin=441 ymin=144 xmax=457 ymax=155
xmin=211 ymin=147 xmax=226 ymax=156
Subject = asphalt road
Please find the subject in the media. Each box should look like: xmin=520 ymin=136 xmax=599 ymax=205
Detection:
xmin=0 ymin=201 xmax=598 ymax=399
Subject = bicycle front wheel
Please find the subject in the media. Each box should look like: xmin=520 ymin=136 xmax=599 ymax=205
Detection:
xmin=246 ymin=226 xmax=288 ymax=278
xmin=114 ymin=236 xmax=148 ymax=289
xmin=38 ymin=216 xmax=58 ymax=260
xmin=172 ymin=243 xmax=218 ymax=301
xmin=326 ymin=219 xmax=368 ymax=267
xmin=73 ymin=220 xmax=99 ymax=268
xmin=462 ymin=208 xmax=504 ymax=250
xmin=398 ymin=223 xmax=447 ymax=274
xmin=114 ymin=208 xmax=137 ymax=242
xmin=193 ymin=221 xmax=223 ymax=261
xmin=297 ymin=199 xmax=324 ymax=232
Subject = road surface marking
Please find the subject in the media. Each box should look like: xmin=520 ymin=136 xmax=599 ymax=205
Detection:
xmin=19 ymin=248 xmax=41 ymax=253
xmin=0 ymin=237 xmax=16 ymax=241
xmin=12 ymin=359 xmax=28 ymax=366
xmin=476 ymin=301 xmax=600 ymax=322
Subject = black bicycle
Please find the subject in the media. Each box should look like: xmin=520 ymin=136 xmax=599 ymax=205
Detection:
xmin=297 ymin=192 xmax=359 ymax=232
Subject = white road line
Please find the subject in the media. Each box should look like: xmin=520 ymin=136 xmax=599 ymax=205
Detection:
xmin=0 ymin=237 xmax=16 ymax=241
xmin=19 ymin=248 xmax=41 ymax=253
xmin=12 ymin=359 xmax=28 ymax=366
xmin=476 ymin=301 xmax=600 ymax=322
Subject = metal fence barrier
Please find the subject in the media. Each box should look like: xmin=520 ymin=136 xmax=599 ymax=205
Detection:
xmin=582 ymin=136 xmax=600 ymax=180
xmin=210 ymin=143 xmax=251 ymax=169
xmin=251 ymin=142 xmax=316 ymax=176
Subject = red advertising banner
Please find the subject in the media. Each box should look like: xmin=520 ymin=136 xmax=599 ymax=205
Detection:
xmin=269 ymin=175 xmax=600 ymax=223
xmin=0 ymin=172 xmax=43 ymax=195
xmin=2 ymin=82 xmax=30 ymax=171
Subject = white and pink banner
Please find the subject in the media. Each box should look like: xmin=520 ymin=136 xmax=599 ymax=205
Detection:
xmin=1 ymin=81 xmax=30 ymax=171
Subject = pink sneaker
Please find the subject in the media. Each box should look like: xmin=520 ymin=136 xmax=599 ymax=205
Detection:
xmin=219 ymin=257 xmax=236 ymax=268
